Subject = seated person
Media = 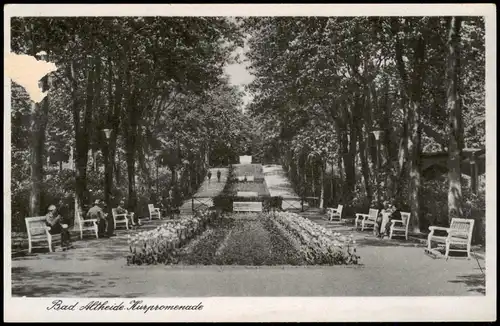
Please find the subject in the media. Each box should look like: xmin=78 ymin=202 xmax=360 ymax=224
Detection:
xmin=116 ymin=200 xmax=138 ymax=226
xmin=45 ymin=204 xmax=72 ymax=249
xmin=86 ymin=199 xmax=108 ymax=237
xmin=384 ymin=202 xmax=402 ymax=238
xmin=375 ymin=201 xmax=392 ymax=237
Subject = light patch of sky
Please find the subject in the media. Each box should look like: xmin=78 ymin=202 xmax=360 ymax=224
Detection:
xmin=224 ymin=35 xmax=255 ymax=112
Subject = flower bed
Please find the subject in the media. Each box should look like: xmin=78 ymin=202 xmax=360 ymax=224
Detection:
xmin=266 ymin=211 xmax=360 ymax=265
xmin=126 ymin=209 xmax=218 ymax=265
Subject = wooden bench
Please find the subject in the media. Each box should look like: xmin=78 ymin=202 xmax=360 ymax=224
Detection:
xmin=427 ymin=218 xmax=475 ymax=259
xmin=148 ymin=204 xmax=162 ymax=220
xmin=389 ymin=212 xmax=411 ymax=240
xmin=76 ymin=208 xmax=99 ymax=239
xmin=355 ymin=208 xmax=379 ymax=232
xmin=112 ymin=208 xmax=130 ymax=230
xmin=237 ymin=191 xmax=259 ymax=197
xmin=327 ymin=204 xmax=344 ymax=222
xmin=25 ymin=216 xmax=61 ymax=253
xmin=233 ymin=201 xmax=263 ymax=212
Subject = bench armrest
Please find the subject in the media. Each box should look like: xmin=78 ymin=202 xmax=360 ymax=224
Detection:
xmin=80 ymin=218 xmax=98 ymax=225
xmin=356 ymin=213 xmax=369 ymax=220
xmin=429 ymin=226 xmax=450 ymax=232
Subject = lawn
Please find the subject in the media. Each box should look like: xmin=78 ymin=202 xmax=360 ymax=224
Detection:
xmin=232 ymin=164 xmax=265 ymax=179
xmin=230 ymin=181 xmax=271 ymax=197
xmin=177 ymin=214 xmax=304 ymax=265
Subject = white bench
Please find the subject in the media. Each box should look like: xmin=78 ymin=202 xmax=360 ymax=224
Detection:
xmin=427 ymin=218 xmax=475 ymax=259
xmin=233 ymin=201 xmax=263 ymax=212
xmin=148 ymin=204 xmax=162 ymax=220
xmin=237 ymin=191 xmax=258 ymax=197
xmin=389 ymin=212 xmax=411 ymax=240
xmin=76 ymin=208 xmax=99 ymax=239
xmin=25 ymin=216 xmax=61 ymax=253
xmin=112 ymin=208 xmax=130 ymax=230
xmin=355 ymin=208 xmax=379 ymax=232
xmin=327 ymin=204 xmax=344 ymax=222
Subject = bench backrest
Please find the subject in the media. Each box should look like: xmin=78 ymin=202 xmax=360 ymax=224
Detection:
xmin=148 ymin=204 xmax=156 ymax=213
xmin=337 ymin=205 xmax=344 ymax=214
xmin=368 ymin=208 xmax=379 ymax=222
xmin=450 ymin=218 xmax=474 ymax=239
xmin=25 ymin=216 xmax=48 ymax=237
xmin=400 ymin=212 xmax=411 ymax=231
xmin=233 ymin=201 xmax=263 ymax=212
xmin=112 ymin=208 xmax=125 ymax=216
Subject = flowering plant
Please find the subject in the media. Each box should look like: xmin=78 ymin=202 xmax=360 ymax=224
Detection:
xmin=266 ymin=211 xmax=360 ymax=265
xmin=127 ymin=209 xmax=217 ymax=265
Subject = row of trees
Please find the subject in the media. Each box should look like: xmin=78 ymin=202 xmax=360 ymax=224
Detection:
xmin=11 ymin=17 xmax=249 ymax=229
xmin=243 ymin=17 xmax=485 ymax=233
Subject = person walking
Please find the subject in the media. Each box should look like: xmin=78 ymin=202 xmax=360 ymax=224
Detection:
xmin=217 ymin=169 xmax=221 ymax=183
xmin=207 ymin=170 xmax=212 ymax=184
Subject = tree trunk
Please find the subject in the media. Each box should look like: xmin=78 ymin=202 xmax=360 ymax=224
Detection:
xmin=358 ymin=126 xmax=373 ymax=205
xmin=126 ymin=147 xmax=137 ymax=214
xmin=28 ymin=77 xmax=49 ymax=216
xmin=446 ymin=17 xmax=464 ymax=222
xmin=27 ymin=27 xmax=50 ymax=217
xmin=395 ymin=94 xmax=409 ymax=204
xmin=71 ymin=57 xmax=94 ymax=227
xmin=319 ymin=160 xmax=325 ymax=209
xmin=407 ymin=100 xmax=422 ymax=233
xmin=392 ymin=18 xmax=426 ymax=232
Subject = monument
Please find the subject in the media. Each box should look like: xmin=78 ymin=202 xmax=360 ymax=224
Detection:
xmin=239 ymin=155 xmax=252 ymax=164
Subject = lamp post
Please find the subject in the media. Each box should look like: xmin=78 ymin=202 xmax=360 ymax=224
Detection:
xmin=154 ymin=150 xmax=162 ymax=199
xmin=103 ymin=128 xmax=114 ymax=237
xmin=372 ymin=130 xmax=384 ymax=204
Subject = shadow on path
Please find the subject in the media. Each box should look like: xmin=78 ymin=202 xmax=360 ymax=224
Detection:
xmin=448 ymin=272 xmax=486 ymax=295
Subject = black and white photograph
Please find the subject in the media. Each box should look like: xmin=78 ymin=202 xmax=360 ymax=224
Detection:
xmin=4 ymin=4 xmax=496 ymax=322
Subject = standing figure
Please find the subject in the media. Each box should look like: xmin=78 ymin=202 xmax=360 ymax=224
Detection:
xmin=217 ymin=169 xmax=221 ymax=183
xmin=207 ymin=170 xmax=212 ymax=184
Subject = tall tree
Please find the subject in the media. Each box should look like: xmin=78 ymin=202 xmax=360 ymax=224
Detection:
xmin=446 ymin=17 xmax=464 ymax=222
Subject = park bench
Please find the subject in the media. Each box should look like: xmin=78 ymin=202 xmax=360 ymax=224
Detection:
xmin=148 ymin=204 xmax=162 ymax=220
xmin=427 ymin=218 xmax=475 ymax=259
xmin=111 ymin=208 xmax=130 ymax=230
xmin=25 ymin=216 xmax=61 ymax=253
xmin=233 ymin=201 xmax=263 ymax=212
xmin=327 ymin=204 xmax=344 ymax=222
xmin=389 ymin=212 xmax=411 ymax=240
xmin=355 ymin=208 xmax=379 ymax=232
xmin=75 ymin=208 xmax=99 ymax=239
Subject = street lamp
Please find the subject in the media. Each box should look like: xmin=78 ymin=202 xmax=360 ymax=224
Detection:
xmin=372 ymin=130 xmax=383 ymax=169
xmin=102 ymin=128 xmax=114 ymax=237
xmin=372 ymin=130 xmax=384 ymax=205
xmin=154 ymin=149 xmax=162 ymax=198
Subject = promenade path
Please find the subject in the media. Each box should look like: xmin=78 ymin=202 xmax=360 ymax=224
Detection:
xmin=9 ymin=164 xmax=485 ymax=297
xmin=263 ymin=164 xmax=303 ymax=210
xmin=178 ymin=167 xmax=229 ymax=215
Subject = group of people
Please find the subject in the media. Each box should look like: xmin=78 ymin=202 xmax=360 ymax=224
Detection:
xmin=207 ymin=169 xmax=221 ymax=184
xmin=375 ymin=200 xmax=402 ymax=238
xmin=44 ymin=198 xmax=139 ymax=250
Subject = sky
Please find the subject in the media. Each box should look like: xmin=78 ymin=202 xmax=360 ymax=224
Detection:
xmin=224 ymin=40 xmax=255 ymax=110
